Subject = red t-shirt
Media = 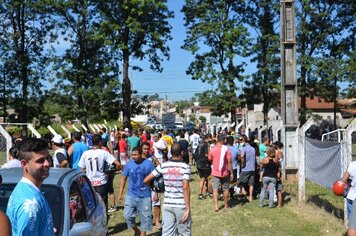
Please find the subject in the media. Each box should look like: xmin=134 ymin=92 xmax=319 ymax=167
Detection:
xmin=119 ymin=139 xmax=127 ymax=153
xmin=208 ymin=144 xmax=232 ymax=178
xmin=141 ymin=133 xmax=147 ymax=143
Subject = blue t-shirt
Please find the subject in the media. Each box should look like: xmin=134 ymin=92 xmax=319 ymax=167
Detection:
xmin=72 ymin=142 xmax=89 ymax=169
xmin=122 ymin=159 xmax=155 ymax=198
xmin=7 ymin=179 xmax=54 ymax=236
xmin=85 ymin=133 xmax=93 ymax=147
xmin=229 ymin=146 xmax=239 ymax=170
xmin=259 ymin=143 xmax=267 ymax=162
xmin=241 ymin=143 xmax=256 ymax=172
xmin=101 ymin=133 xmax=109 ymax=147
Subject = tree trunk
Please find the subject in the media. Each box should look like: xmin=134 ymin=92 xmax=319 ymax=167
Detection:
xmin=122 ymin=50 xmax=132 ymax=129
xmin=333 ymin=75 xmax=337 ymax=130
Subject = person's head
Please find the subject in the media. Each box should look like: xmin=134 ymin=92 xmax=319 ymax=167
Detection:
xmin=102 ymin=127 xmax=106 ymax=133
xmin=141 ymin=142 xmax=150 ymax=157
xmin=205 ymin=133 xmax=212 ymax=142
xmin=217 ymin=133 xmax=227 ymax=144
xmin=51 ymin=135 xmax=63 ymax=148
xmin=73 ymin=132 xmax=82 ymax=141
xmin=131 ymin=146 xmax=142 ymax=163
xmin=241 ymin=135 xmax=249 ymax=144
xmin=274 ymin=141 xmax=284 ymax=149
xmin=262 ymin=137 xmax=269 ymax=145
xmin=92 ymin=134 xmax=102 ymax=146
xmin=17 ymin=138 xmax=51 ymax=187
xmin=8 ymin=146 xmax=18 ymax=160
xmin=120 ymin=133 xmax=126 ymax=139
xmin=266 ymin=146 xmax=276 ymax=158
xmin=226 ymin=136 xmax=234 ymax=145
xmin=153 ymin=133 xmax=160 ymax=142
xmin=171 ymin=143 xmax=183 ymax=158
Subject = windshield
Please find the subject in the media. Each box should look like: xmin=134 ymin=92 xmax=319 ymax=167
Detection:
xmin=0 ymin=184 xmax=63 ymax=236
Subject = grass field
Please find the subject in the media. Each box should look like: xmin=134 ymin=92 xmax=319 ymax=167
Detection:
xmin=107 ymin=168 xmax=346 ymax=236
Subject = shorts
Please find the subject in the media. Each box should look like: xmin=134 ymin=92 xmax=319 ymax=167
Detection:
xmin=349 ymin=199 xmax=356 ymax=229
xmin=239 ymin=171 xmax=255 ymax=187
xmin=94 ymin=183 xmax=109 ymax=208
xmin=212 ymin=176 xmax=229 ymax=191
xmin=107 ymin=174 xmax=115 ymax=194
xmin=120 ymin=153 xmax=127 ymax=165
xmin=197 ymin=167 xmax=211 ymax=178
xmin=124 ymin=196 xmax=152 ymax=232
xmin=152 ymin=191 xmax=161 ymax=207
xmin=276 ymin=180 xmax=283 ymax=191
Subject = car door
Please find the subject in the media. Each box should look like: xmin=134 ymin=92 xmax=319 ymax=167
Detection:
xmin=76 ymin=176 xmax=107 ymax=236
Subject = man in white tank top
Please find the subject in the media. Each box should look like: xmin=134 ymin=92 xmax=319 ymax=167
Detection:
xmin=51 ymin=135 xmax=69 ymax=168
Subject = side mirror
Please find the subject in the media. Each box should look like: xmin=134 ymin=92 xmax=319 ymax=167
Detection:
xmin=69 ymin=222 xmax=94 ymax=236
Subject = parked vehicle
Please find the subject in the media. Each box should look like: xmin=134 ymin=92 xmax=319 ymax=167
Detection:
xmin=0 ymin=168 xmax=108 ymax=236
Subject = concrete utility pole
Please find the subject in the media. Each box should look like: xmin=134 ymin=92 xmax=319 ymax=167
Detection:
xmin=280 ymin=0 xmax=298 ymax=178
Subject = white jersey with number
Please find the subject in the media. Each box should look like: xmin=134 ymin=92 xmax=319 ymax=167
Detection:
xmin=78 ymin=149 xmax=115 ymax=186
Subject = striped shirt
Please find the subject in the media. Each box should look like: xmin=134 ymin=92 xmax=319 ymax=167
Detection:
xmin=152 ymin=160 xmax=190 ymax=208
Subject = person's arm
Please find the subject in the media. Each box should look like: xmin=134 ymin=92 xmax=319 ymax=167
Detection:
xmin=143 ymin=173 xmax=156 ymax=187
xmin=0 ymin=211 xmax=11 ymax=236
xmin=342 ymin=170 xmax=350 ymax=182
xmin=113 ymin=160 xmax=122 ymax=170
xmin=67 ymin=145 xmax=73 ymax=158
xmin=56 ymin=153 xmax=68 ymax=168
xmin=181 ymin=179 xmax=191 ymax=223
xmin=118 ymin=176 xmax=128 ymax=205
xmin=227 ymin=156 xmax=234 ymax=180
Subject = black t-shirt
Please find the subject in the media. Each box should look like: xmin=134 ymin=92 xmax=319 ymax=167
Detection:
xmin=195 ymin=141 xmax=210 ymax=169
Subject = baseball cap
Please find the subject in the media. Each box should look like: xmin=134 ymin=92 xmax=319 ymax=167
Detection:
xmin=52 ymin=135 xmax=63 ymax=144
xmin=124 ymin=128 xmax=129 ymax=132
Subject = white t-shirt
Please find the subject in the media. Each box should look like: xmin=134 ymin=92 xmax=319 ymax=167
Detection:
xmin=153 ymin=139 xmax=166 ymax=163
xmin=78 ymin=149 xmax=116 ymax=186
xmin=347 ymin=161 xmax=356 ymax=201
xmin=2 ymin=159 xmax=21 ymax=168
xmin=152 ymin=160 xmax=190 ymax=208
xmin=190 ymin=133 xmax=201 ymax=150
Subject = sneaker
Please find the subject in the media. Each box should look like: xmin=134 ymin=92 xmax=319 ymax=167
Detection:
xmin=108 ymin=206 xmax=117 ymax=213
xmin=198 ymin=194 xmax=204 ymax=200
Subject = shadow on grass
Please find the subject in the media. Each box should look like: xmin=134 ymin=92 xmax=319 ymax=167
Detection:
xmin=108 ymin=222 xmax=128 ymax=235
xmin=307 ymin=195 xmax=344 ymax=220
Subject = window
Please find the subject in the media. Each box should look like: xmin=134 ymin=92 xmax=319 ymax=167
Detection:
xmin=69 ymin=182 xmax=86 ymax=227
xmin=77 ymin=176 xmax=96 ymax=216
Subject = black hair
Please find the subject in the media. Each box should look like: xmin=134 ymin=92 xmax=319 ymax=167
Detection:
xmin=132 ymin=146 xmax=141 ymax=154
xmin=102 ymin=127 xmax=107 ymax=133
xmin=9 ymin=146 xmax=18 ymax=160
xmin=141 ymin=142 xmax=150 ymax=149
xmin=92 ymin=134 xmax=102 ymax=146
xmin=171 ymin=143 xmax=183 ymax=157
xmin=274 ymin=141 xmax=284 ymax=148
xmin=17 ymin=138 xmax=49 ymax=161
xmin=73 ymin=131 xmax=82 ymax=141
xmin=226 ymin=136 xmax=234 ymax=145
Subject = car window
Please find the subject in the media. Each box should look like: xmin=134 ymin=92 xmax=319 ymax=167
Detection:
xmin=77 ymin=176 xmax=96 ymax=216
xmin=69 ymin=182 xmax=86 ymax=227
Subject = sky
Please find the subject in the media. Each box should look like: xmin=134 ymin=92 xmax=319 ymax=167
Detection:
xmin=130 ymin=1 xmax=256 ymax=102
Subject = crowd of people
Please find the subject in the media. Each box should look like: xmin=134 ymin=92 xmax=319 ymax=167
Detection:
xmin=0 ymin=125 xmax=355 ymax=236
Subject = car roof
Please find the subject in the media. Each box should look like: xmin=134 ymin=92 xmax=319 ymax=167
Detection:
xmin=0 ymin=167 xmax=81 ymax=185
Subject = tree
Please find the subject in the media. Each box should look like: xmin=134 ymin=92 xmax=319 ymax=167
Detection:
xmin=295 ymin=0 xmax=354 ymax=126
xmin=240 ymin=0 xmax=280 ymax=126
xmin=97 ymin=0 xmax=173 ymax=129
xmin=182 ymin=0 xmax=251 ymax=127
xmin=52 ymin=0 xmax=120 ymax=125
xmin=0 ymin=0 xmax=56 ymax=130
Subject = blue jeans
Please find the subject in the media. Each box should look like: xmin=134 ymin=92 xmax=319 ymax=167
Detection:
xmin=124 ymin=195 xmax=152 ymax=232
xmin=259 ymin=176 xmax=277 ymax=207
xmin=162 ymin=206 xmax=192 ymax=236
